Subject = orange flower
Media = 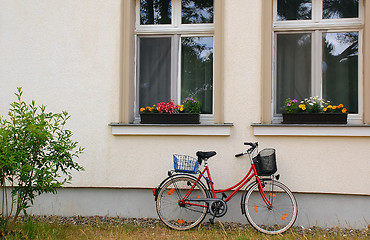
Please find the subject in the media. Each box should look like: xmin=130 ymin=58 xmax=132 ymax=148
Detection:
xmin=342 ymin=108 xmax=347 ymax=113
xmin=338 ymin=104 xmax=344 ymax=108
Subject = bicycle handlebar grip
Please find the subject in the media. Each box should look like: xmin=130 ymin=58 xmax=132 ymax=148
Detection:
xmin=235 ymin=153 xmax=244 ymax=157
xmin=244 ymin=142 xmax=258 ymax=148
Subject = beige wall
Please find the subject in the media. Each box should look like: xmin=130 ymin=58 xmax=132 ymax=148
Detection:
xmin=0 ymin=0 xmax=369 ymax=196
xmin=0 ymin=0 xmax=122 ymax=186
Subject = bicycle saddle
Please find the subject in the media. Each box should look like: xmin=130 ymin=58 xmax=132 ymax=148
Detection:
xmin=196 ymin=151 xmax=216 ymax=159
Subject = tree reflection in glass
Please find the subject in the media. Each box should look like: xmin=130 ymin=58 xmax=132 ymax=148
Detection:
xmin=182 ymin=0 xmax=213 ymax=24
xmin=140 ymin=0 xmax=171 ymax=24
xmin=181 ymin=37 xmax=213 ymax=114
xmin=322 ymin=32 xmax=358 ymax=113
xmin=323 ymin=0 xmax=359 ymax=19
xmin=277 ymin=0 xmax=311 ymax=21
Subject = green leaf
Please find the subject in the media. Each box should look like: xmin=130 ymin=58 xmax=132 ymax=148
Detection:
xmin=0 ymin=88 xmax=84 ymax=221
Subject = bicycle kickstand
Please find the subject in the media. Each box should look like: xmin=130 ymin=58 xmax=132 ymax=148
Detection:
xmin=209 ymin=213 xmax=216 ymax=225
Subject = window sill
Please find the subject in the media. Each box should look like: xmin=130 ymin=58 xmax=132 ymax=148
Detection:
xmin=109 ymin=123 xmax=233 ymax=136
xmin=252 ymin=123 xmax=370 ymax=136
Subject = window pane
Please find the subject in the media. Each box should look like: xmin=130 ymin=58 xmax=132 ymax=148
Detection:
xmin=182 ymin=0 xmax=213 ymax=24
xmin=140 ymin=0 xmax=171 ymax=24
xmin=323 ymin=0 xmax=359 ymax=19
xmin=181 ymin=37 xmax=213 ymax=114
xmin=322 ymin=32 xmax=358 ymax=113
xmin=276 ymin=33 xmax=312 ymax=113
xmin=139 ymin=37 xmax=171 ymax=108
xmin=277 ymin=0 xmax=312 ymax=21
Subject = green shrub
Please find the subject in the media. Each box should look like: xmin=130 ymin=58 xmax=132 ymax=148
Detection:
xmin=0 ymin=87 xmax=84 ymax=229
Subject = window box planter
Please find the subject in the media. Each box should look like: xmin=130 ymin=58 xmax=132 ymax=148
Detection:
xmin=140 ymin=113 xmax=200 ymax=124
xmin=282 ymin=113 xmax=348 ymax=124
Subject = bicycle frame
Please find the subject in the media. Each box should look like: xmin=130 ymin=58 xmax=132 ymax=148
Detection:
xmin=179 ymin=156 xmax=273 ymax=209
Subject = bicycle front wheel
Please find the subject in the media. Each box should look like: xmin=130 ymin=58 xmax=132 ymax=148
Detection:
xmin=244 ymin=179 xmax=298 ymax=234
xmin=156 ymin=176 xmax=208 ymax=230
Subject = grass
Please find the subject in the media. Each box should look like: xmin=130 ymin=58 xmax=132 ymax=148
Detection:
xmin=1 ymin=217 xmax=369 ymax=240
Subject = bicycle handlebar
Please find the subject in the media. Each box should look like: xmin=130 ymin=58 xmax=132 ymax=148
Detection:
xmin=235 ymin=142 xmax=258 ymax=157
xmin=244 ymin=142 xmax=258 ymax=148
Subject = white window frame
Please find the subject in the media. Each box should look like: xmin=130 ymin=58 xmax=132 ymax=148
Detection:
xmin=272 ymin=0 xmax=364 ymax=124
xmin=134 ymin=0 xmax=215 ymax=123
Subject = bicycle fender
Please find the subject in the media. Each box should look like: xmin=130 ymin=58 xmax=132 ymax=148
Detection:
xmin=240 ymin=180 xmax=258 ymax=215
xmin=240 ymin=178 xmax=275 ymax=215
xmin=153 ymin=173 xmax=208 ymax=201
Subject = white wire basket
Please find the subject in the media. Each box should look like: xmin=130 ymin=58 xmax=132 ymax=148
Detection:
xmin=173 ymin=154 xmax=199 ymax=173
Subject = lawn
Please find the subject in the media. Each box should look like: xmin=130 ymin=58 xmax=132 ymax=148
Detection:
xmin=1 ymin=216 xmax=369 ymax=240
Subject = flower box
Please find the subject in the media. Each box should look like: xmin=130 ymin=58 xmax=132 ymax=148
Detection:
xmin=140 ymin=113 xmax=200 ymax=124
xmin=282 ymin=113 xmax=348 ymax=124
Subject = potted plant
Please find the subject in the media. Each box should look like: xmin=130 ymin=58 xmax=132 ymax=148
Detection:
xmin=182 ymin=97 xmax=200 ymax=114
xmin=282 ymin=97 xmax=348 ymax=124
xmin=139 ymin=98 xmax=200 ymax=124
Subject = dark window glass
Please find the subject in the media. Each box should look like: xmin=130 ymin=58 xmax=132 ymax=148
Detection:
xmin=182 ymin=0 xmax=213 ymax=24
xmin=140 ymin=0 xmax=171 ymax=25
xmin=139 ymin=38 xmax=172 ymax=107
xmin=276 ymin=33 xmax=312 ymax=113
xmin=181 ymin=37 xmax=213 ymax=114
xmin=277 ymin=0 xmax=312 ymax=21
xmin=323 ymin=0 xmax=359 ymax=19
xmin=322 ymin=32 xmax=358 ymax=113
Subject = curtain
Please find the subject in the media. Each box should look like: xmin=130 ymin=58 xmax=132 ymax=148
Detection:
xmin=276 ymin=33 xmax=312 ymax=113
xmin=139 ymin=37 xmax=172 ymax=108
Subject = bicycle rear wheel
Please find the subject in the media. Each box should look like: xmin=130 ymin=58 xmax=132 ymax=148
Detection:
xmin=244 ymin=179 xmax=297 ymax=234
xmin=156 ymin=176 xmax=208 ymax=230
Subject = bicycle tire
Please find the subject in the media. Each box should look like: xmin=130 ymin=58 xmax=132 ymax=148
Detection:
xmin=243 ymin=179 xmax=298 ymax=234
xmin=156 ymin=176 xmax=208 ymax=230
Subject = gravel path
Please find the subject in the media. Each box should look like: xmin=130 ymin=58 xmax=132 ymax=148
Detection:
xmin=18 ymin=215 xmax=369 ymax=238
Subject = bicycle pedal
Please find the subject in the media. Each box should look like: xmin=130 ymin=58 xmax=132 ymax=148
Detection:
xmin=222 ymin=193 xmax=227 ymax=199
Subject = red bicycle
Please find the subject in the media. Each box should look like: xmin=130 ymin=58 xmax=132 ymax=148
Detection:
xmin=153 ymin=142 xmax=298 ymax=234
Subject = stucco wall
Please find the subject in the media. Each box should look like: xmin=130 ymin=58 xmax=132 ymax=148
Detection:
xmin=0 ymin=0 xmax=122 ymax=187
xmin=0 ymin=0 xmax=369 ymax=196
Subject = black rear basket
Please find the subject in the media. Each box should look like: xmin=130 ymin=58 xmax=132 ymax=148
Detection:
xmin=253 ymin=148 xmax=277 ymax=176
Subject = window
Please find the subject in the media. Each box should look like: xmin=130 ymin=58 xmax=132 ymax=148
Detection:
xmin=272 ymin=0 xmax=363 ymax=122
xmin=135 ymin=0 xmax=214 ymax=120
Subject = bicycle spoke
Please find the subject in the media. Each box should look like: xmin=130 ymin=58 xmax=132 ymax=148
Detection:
xmin=244 ymin=179 xmax=297 ymax=234
xmin=156 ymin=176 xmax=208 ymax=230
